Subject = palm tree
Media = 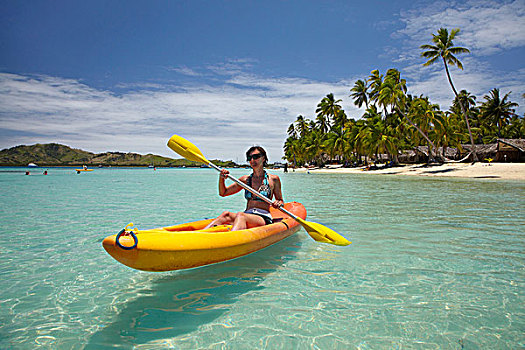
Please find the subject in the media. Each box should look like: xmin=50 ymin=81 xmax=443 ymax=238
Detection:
xmin=332 ymin=109 xmax=349 ymax=134
xmin=350 ymin=79 xmax=369 ymax=109
xmin=480 ymin=88 xmax=518 ymax=138
xmin=398 ymin=97 xmax=442 ymax=161
xmin=410 ymin=97 xmax=444 ymax=163
xmin=451 ymin=90 xmax=482 ymax=141
xmin=378 ymin=69 xmax=407 ymax=117
xmin=315 ymin=114 xmax=330 ymax=134
xmin=295 ymin=115 xmax=310 ymax=138
xmin=442 ymin=111 xmax=470 ymax=152
xmin=505 ymin=115 xmax=525 ymax=139
xmin=452 ymin=90 xmax=477 ymax=115
xmin=287 ymin=123 xmax=297 ymax=138
xmin=315 ymin=93 xmax=342 ymax=133
xmin=304 ymin=129 xmax=326 ymax=166
xmin=325 ymin=126 xmax=349 ymax=162
xmin=368 ymin=70 xmax=383 ymax=108
xmin=373 ymin=69 xmax=442 ymax=161
xmin=283 ymin=137 xmax=299 ymax=168
xmin=357 ymin=106 xmax=397 ymax=161
xmin=420 ymin=28 xmax=477 ymax=161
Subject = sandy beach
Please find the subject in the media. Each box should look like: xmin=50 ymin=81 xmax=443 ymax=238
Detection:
xmin=291 ymin=162 xmax=525 ymax=181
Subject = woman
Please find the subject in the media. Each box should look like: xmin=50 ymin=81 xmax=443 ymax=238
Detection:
xmin=204 ymin=146 xmax=284 ymax=231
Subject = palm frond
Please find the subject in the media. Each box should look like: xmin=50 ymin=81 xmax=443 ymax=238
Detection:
xmin=449 ymin=47 xmax=470 ymax=54
xmin=421 ymin=50 xmax=438 ymax=58
xmin=447 ymin=55 xmax=463 ymax=69
xmin=420 ymin=44 xmax=438 ymax=50
xmin=422 ymin=56 xmax=439 ymax=66
xmin=449 ymin=28 xmax=460 ymax=39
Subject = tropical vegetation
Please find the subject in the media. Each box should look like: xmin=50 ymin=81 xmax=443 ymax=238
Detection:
xmin=283 ymin=28 xmax=523 ymax=167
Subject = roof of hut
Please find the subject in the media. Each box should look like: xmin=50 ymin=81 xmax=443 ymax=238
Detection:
xmin=461 ymin=143 xmax=497 ymax=154
xmin=413 ymin=146 xmax=458 ymax=158
xmin=498 ymin=139 xmax=525 ymax=152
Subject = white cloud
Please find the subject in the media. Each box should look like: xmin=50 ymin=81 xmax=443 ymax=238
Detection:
xmin=2 ymin=0 xmax=523 ymax=163
xmin=403 ymin=54 xmax=525 ymax=109
xmin=167 ymin=66 xmax=202 ymax=77
xmin=395 ymin=0 xmax=525 ymax=113
xmin=0 ymin=72 xmax=358 ymax=162
xmin=399 ymin=0 xmax=525 ymax=55
xmin=205 ymin=58 xmax=259 ymax=76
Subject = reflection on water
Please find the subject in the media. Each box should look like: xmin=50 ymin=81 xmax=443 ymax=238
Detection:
xmin=86 ymin=235 xmax=301 ymax=348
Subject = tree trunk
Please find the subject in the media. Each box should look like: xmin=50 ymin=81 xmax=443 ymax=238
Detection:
xmin=443 ymin=59 xmax=478 ymax=162
xmin=427 ymin=142 xmax=434 ymax=165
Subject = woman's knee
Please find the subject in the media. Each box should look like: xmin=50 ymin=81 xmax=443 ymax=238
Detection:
xmin=219 ymin=211 xmax=238 ymax=221
xmin=233 ymin=212 xmax=247 ymax=222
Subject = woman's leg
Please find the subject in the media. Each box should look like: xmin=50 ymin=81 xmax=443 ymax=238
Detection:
xmin=204 ymin=211 xmax=237 ymax=229
xmin=231 ymin=212 xmax=266 ymax=231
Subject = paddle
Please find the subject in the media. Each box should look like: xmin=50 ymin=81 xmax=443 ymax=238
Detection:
xmin=167 ymin=134 xmax=351 ymax=246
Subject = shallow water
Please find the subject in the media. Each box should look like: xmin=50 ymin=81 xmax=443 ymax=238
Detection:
xmin=1 ymin=167 xmax=524 ymax=349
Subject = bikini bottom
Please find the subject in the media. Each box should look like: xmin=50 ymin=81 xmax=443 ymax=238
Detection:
xmin=244 ymin=208 xmax=273 ymax=225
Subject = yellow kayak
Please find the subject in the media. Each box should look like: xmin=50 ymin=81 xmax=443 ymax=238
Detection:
xmin=102 ymin=202 xmax=307 ymax=272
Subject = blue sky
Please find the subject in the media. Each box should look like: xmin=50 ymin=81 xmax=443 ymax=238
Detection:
xmin=1 ymin=0 xmax=524 ymax=162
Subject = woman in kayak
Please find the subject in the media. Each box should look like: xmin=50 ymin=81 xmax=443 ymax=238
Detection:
xmin=204 ymin=146 xmax=284 ymax=231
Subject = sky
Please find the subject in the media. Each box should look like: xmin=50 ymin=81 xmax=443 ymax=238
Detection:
xmin=1 ymin=0 xmax=524 ymax=162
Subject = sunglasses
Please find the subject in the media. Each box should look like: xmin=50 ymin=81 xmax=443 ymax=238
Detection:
xmin=247 ymin=153 xmax=263 ymax=161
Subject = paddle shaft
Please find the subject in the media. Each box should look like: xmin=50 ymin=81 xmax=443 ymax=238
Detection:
xmin=206 ymin=162 xmax=300 ymax=221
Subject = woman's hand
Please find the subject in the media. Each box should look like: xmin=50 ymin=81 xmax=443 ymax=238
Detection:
xmin=220 ymin=169 xmax=230 ymax=179
xmin=272 ymin=199 xmax=284 ymax=208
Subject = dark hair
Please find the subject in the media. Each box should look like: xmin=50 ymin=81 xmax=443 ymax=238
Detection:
xmin=246 ymin=146 xmax=268 ymax=166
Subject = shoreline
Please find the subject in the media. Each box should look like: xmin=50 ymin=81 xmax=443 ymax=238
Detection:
xmin=288 ymin=163 xmax=525 ymax=181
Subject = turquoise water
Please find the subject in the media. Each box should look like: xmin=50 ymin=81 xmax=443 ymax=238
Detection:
xmin=1 ymin=167 xmax=524 ymax=349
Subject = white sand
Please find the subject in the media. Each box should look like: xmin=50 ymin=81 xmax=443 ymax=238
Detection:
xmin=289 ymin=163 xmax=525 ymax=181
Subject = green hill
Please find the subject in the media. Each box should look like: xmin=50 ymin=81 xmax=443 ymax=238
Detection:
xmin=0 ymin=143 xmax=237 ymax=167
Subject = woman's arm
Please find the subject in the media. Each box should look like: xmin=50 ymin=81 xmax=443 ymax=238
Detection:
xmin=218 ymin=169 xmax=245 ymax=197
xmin=270 ymin=174 xmax=284 ymax=207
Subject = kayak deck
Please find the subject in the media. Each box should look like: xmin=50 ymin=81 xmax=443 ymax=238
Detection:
xmin=102 ymin=202 xmax=307 ymax=271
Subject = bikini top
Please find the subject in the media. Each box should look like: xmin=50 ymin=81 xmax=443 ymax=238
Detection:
xmin=245 ymin=172 xmax=272 ymax=202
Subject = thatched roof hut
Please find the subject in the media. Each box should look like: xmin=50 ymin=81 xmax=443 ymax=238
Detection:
xmin=400 ymin=146 xmax=460 ymax=163
xmin=398 ymin=150 xmax=417 ymax=163
xmin=399 ymin=139 xmax=525 ymax=163
xmin=460 ymin=143 xmax=497 ymax=161
xmin=496 ymin=139 xmax=525 ymax=162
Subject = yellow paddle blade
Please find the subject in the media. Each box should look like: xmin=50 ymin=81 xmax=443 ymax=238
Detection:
xmin=296 ymin=217 xmax=351 ymax=246
xmin=167 ymin=134 xmax=209 ymax=164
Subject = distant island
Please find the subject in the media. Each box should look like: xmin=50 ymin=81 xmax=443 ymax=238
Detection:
xmin=0 ymin=143 xmax=238 ymax=168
